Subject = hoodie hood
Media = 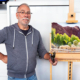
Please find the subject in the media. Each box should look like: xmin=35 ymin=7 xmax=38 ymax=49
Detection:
xmin=12 ymin=23 xmax=33 ymax=33
xmin=12 ymin=23 xmax=34 ymax=48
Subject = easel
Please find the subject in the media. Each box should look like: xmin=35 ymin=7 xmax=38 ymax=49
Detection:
xmin=50 ymin=34 xmax=80 ymax=80
xmin=50 ymin=0 xmax=79 ymax=79
xmin=66 ymin=0 xmax=78 ymax=23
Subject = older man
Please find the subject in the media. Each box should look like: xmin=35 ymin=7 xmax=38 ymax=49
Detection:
xmin=0 ymin=3 xmax=57 ymax=80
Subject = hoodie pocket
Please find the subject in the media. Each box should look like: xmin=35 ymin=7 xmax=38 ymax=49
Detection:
xmin=7 ymin=56 xmax=17 ymax=71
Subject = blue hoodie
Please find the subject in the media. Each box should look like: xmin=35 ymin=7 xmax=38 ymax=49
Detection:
xmin=0 ymin=23 xmax=48 ymax=78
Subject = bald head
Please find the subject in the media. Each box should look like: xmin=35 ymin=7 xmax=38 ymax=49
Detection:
xmin=17 ymin=3 xmax=30 ymax=12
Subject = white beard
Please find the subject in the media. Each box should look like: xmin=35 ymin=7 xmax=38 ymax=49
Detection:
xmin=21 ymin=18 xmax=29 ymax=27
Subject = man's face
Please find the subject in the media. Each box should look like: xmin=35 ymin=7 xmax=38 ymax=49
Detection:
xmin=16 ymin=5 xmax=31 ymax=26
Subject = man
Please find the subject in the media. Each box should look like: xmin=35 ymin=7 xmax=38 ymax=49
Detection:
xmin=0 ymin=3 xmax=57 ymax=80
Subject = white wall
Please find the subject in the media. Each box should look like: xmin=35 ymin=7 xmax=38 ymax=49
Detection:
xmin=0 ymin=11 xmax=7 ymax=80
xmin=0 ymin=0 xmax=80 ymax=80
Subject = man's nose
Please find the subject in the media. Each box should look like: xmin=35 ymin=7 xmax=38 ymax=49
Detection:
xmin=24 ymin=13 xmax=28 ymax=17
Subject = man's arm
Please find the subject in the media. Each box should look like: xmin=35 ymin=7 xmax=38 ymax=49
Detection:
xmin=44 ymin=53 xmax=57 ymax=66
xmin=0 ymin=53 xmax=7 ymax=64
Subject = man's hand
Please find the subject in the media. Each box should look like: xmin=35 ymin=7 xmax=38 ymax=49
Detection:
xmin=0 ymin=53 xmax=7 ymax=64
xmin=49 ymin=58 xmax=57 ymax=66
xmin=44 ymin=53 xmax=58 ymax=66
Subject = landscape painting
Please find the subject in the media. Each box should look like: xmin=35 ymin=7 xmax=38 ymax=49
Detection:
xmin=51 ymin=22 xmax=80 ymax=52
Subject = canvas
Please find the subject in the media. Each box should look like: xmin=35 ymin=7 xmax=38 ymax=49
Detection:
xmin=51 ymin=22 xmax=80 ymax=53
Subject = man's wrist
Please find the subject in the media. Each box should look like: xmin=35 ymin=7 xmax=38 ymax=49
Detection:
xmin=44 ymin=53 xmax=51 ymax=60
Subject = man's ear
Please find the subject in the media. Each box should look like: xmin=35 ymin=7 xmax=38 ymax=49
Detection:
xmin=16 ymin=13 xmax=18 ymax=19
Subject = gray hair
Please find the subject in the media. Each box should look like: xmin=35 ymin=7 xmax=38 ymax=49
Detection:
xmin=16 ymin=3 xmax=30 ymax=12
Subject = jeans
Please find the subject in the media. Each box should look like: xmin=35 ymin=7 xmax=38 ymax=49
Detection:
xmin=8 ymin=74 xmax=37 ymax=80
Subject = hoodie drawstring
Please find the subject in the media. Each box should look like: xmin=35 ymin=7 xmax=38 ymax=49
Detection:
xmin=32 ymin=29 xmax=34 ymax=45
xmin=13 ymin=28 xmax=34 ymax=47
xmin=13 ymin=29 xmax=15 ymax=49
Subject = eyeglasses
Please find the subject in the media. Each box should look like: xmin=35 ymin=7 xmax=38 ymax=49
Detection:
xmin=17 ymin=11 xmax=32 ymax=15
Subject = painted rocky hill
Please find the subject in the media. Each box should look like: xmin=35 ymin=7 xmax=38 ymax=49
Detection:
xmin=52 ymin=22 xmax=80 ymax=38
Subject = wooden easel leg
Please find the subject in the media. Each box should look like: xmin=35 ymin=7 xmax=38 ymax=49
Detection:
xmin=68 ymin=61 xmax=73 ymax=80
xmin=50 ymin=63 xmax=52 ymax=80
xmin=50 ymin=33 xmax=52 ymax=80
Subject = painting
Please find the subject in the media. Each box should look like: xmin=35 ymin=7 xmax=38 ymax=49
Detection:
xmin=51 ymin=22 xmax=80 ymax=53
